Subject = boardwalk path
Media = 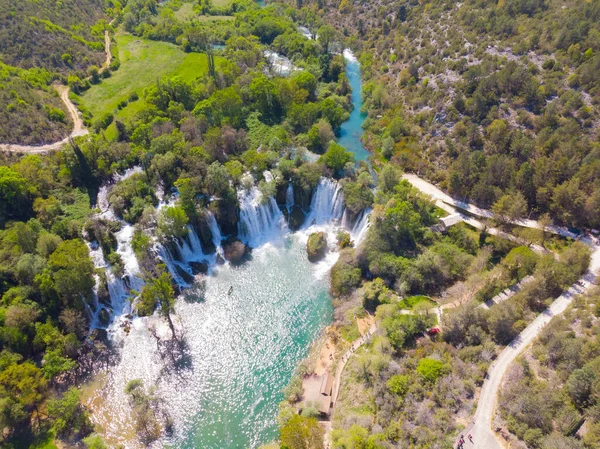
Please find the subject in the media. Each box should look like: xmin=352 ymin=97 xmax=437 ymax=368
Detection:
xmin=331 ymin=323 xmax=377 ymax=406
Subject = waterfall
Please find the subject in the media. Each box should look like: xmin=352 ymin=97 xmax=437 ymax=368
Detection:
xmin=175 ymin=226 xmax=207 ymax=263
xmin=86 ymin=243 xmax=107 ymax=329
xmin=155 ymin=244 xmax=190 ymax=287
xmin=111 ymin=223 xmax=144 ymax=300
xmin=349 ymin=208 xmax=371 ymax=244
xmin=238 ymin=187 xmax=286 ymax=248
xmin=305 ymin=178 xmax=345 ymax=226
xmin=85 ymin=241 xmax=130 ymax=330
xmin=285 ymin=184 xmax=294 ymax=213
xmin=207 ymin=212 xmax=225 ymax=259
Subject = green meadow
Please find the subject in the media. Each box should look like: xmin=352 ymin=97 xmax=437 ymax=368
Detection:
xmin=80 ymin=34 xmax=213 ymax=119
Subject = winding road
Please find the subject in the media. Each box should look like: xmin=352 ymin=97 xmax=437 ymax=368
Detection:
xmin=0 ymin=85 xmax=88 ymax=153
xmin=466 ymin=247 xmax=599 ymax=448
xmin=0 ymin=27 xmax=113 ymax=153
xmin=403 ymin=173 xmax=579 ymax=240
xmin=399 ymin=173 xmax=600 ymax=448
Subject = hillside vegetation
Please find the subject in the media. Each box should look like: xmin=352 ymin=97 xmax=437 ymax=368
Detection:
xmin=0 ymin=0 xmax=107 ymax=72
xmin=318 ymin=0 xmax=600 ymax=230
xmin=499 ymin=289 xmax=600 ymax=448
xmin=78 ymin=34 xmax=217 ymax=124
xmin=0 ymin=0 xmax=108 ymax=145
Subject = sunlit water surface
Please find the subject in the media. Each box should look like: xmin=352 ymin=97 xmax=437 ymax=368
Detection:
xmin=89 ymin=235 xmax=333 ymax=449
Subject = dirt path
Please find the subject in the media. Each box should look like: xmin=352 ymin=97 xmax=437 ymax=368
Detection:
xmin=0 ymin=24 xmax=114 ymax=153
xmin=103 ymin=30 xmax=112 ymax=71
xmin=459 ymin=246 xmax=600 ymax=449
xmin=331 ymin=323 xmax=377 ymax=406
xmin=0 ymin=84 xmax=88 ymax=153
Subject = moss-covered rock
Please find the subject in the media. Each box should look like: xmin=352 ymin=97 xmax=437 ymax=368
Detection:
xmin=307 ymin=232 xmax=328 ymax=263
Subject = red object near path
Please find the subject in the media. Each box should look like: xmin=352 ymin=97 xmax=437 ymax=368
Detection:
xmin=428 ymin=327 xmax=441 ymax=335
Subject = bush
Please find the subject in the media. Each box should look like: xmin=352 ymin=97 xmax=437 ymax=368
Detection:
xmin=330 ymin=249 xmax=361 ymax=296
xmin=417 ymin=358 xmax=449 ymax=384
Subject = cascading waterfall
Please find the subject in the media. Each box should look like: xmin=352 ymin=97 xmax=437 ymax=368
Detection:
xmin=285 ymin=183 xmax=294 ymax=213
xmin=238 ymin=187 xmax=286 ymax=248
xmin=349 ymin=208 xmax=372 ymax=244
xmin=86 ymin=167 xmax=145 ymax=329
xmin=87 ymin=170 xmax=372 ymax=330
xmin=304 ymin=178 xmax=345 ymax=226
xmin=207 ymin=212 xmax=225 ymax=259
xmin=175 ymin=226 xmax=207 ymax=264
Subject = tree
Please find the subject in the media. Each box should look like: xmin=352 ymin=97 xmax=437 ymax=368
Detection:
xmin=502 ymin=246 xmax=537 ymax=281
xmin=317 ymin=25 xmax=337 ymax=54
xmin=492 ymin=192 xmax=527 ymax=224
xmin=381 ymin=136 xmax=394 ymax=159
xmin=322 ymin=142 xmax=354 ymax=174
xmin=206 ymin=162 xmax=230 ymax=197
xmin=47 ymin=387 xmax=91 ymax=438
xmin=0 ymin=166 xmax=33 ymax=225
xmin=83 ymin=434 xmax=107 ymax=449
xmin=292 ymin=71 xmax=317 ymax=99
xmin=0 ymin=362 xmax=46 ymax=420
xmin=363 ymin=278 xmax=391 ymax=310
xmin=417 ymin=358 xmax=449 ymax=384
xmin=567 ymin=365 xmax=596 ymax=408
xmin=280 ymin=415 xmax=324 ymax=449
xmin=307 ymin=120 xmax=334 ymax=153
xmin=387 ymin=374 xmax=410 ymax=397
xmin=48 ymin=239 xmax=95 ymax=306
xmin=158 ymin=205 xmax=189 ymax=239
xmin=137 ymin=270 xmax=177 ymax=339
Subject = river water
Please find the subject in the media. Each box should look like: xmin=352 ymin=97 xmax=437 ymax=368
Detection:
xmin=86 ymin=51 xmax=369 ymax=449
xmin=339 ymin=50 xmax=370 ymax=162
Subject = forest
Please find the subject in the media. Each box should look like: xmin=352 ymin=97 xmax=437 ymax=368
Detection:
xmin=324 ymin=0 xmax=600 ymax=230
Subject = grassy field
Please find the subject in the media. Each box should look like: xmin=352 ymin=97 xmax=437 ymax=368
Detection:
xmin=80 ymin=34 xmax=212 ymax=118
xmin=175 ymin=1 xmax=234 ymax=21
xmin=397 ymin=295 xmax=435 ymax=311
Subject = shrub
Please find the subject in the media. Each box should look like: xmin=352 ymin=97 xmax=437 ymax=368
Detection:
xmin=417 ymin=358 xmax=449 ymax=384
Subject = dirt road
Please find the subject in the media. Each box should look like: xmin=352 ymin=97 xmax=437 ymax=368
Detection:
xmin=0 ymin=84 xmax=88 ymax=153
xmin=0 ymin=25 xmax=114 ymax=153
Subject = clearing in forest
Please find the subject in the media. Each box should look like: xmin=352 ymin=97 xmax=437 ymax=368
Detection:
xmin=79 ymin=34 xmax=214 ymax=119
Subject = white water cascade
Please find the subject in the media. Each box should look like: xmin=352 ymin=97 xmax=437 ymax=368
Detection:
xmin=285 ymin=183 xmax=294 ymax=213
xmin=86 ymin=168 xmax=145 ymax=330
xmin=207 ymin=212 xmax=225 ymax=259
xmin=238 ymin=187 xmax=287 ymax=248
xmin=87 ymin=170 xmax=372 ymax=330
xmin=304 ymin=178 xmax=345 ymax=226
